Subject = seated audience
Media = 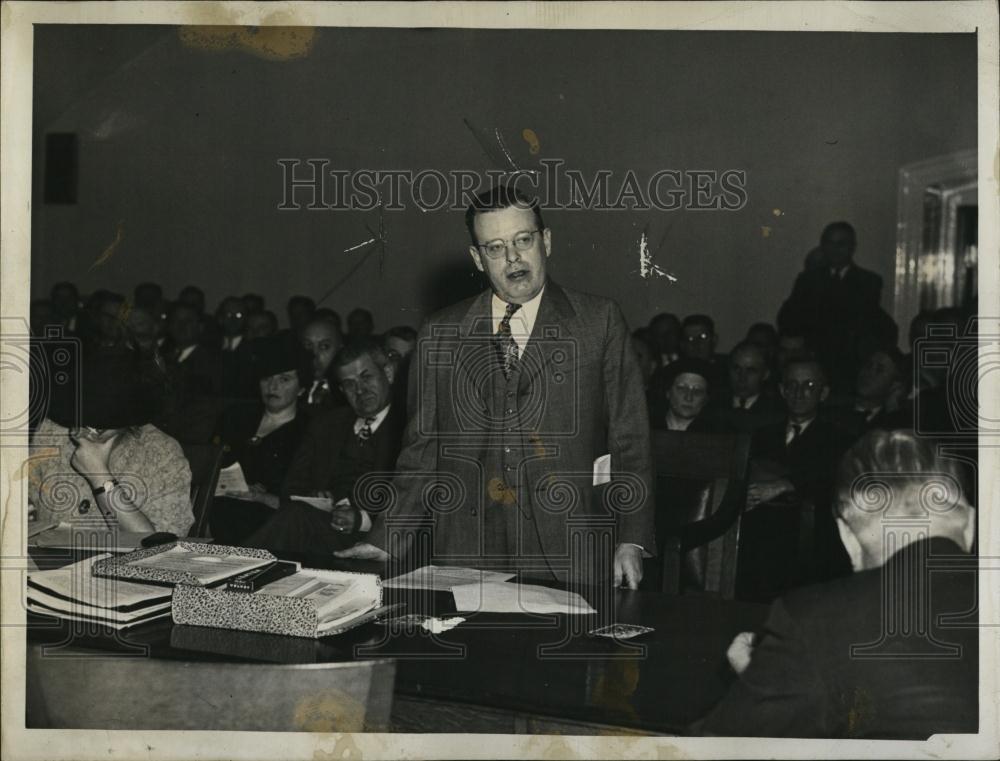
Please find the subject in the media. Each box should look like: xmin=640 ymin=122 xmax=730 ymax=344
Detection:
xmin=698 ymin=429 xmax=977 ymax=738
xmin=178 ymin=284 xmax=221 ymax=350
xmin=827 ymin=346 xmax=911 ymax=438
xmin=49 ymin=281 xmax=80 ymax=334
xmin=243 ymin=339 xmax=405 ymax=553
xmin=630 ymin=328 xmax=658 ymax=390
xmin=300 ymin=315 xmax=345 ymax=410
xmin=242 ymin=292 xmax=265 ymax=315
xmin=347 ymin=307 xmax=375 ymax=340
xmin=745 ymin=321 xmax=779 ymax=393
xmin=738 ymin=358 xmax=854 ymax=600
xmin=209 ymin=336 xmax=311 ymax=545
xmin=646 ymin=357 xmax=723 ymax=591
xmin=245 ymin=310 xmax=278 ymax=340
xmin=28 ymin=350 xmax=193 ymax=536
xmin=216 ymin=295 xmax=257 ymax=399
xmin=651 ymin=357 xmax=720 ymax=432
xmin=382 ymin=325 xmax=418 ymax=416
xmin=678 ymin=313 xmax=728 ymax=398
xmin=315 ymin=307 xmax=343 ymax=335
xmin=647 ymin=312 xmax=681 ymax=367
xmin=161 ymin=301 xmax=222 ymax=444
xmin=286 ymin=295 xmax=316 ymax=340
xmin=718 ymin=341 xmax=784 ymax=434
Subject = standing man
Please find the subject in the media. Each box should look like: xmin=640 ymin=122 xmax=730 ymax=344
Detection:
xmin=777 ymin=221 xmax=883 ymax=392
xmin=339 ymin=186 xmax=654 ymax=588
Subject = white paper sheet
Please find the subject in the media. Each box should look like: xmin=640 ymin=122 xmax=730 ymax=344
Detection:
xmin=26 ymin=554 xmax=172 ymax=609
xmin=592 ymin=453 xmax=612 ymax=486
xmin=215 ymin=462 xmax=250 ymax=495
xmin=384 ymin=565 xmax=516 ymax=591
xmin=451 ymin=581 xmax=597 ymax=615
xmin=289 ymin=495 xmax=334 ymax=512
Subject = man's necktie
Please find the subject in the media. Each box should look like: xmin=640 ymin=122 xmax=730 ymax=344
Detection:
xmin=737 ymin=397 xmax=748 ymax=410
xmin=357 ymin=417 xmax=375 ymax=442
xmin=785 ymin=423 xmax=802 ymax=446
xmin=496 ymin=302 xmax=522 ymax=379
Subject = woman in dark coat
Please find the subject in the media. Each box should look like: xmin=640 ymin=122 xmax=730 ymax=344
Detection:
xmin=208 ymin=335 xmax=311 ymax=545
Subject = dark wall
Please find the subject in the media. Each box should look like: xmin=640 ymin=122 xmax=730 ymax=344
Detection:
xmin=31 ymin=26 xmax=976 ymax=345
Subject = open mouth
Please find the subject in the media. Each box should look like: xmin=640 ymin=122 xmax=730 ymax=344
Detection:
xmin=506 ymin=269 xmax=529 ymax=281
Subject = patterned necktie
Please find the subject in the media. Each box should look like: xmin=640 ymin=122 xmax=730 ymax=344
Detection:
xmin=496 ymin=302 xmax=522 ymax=379
xmin=357 ymin=417 xmax=375 ymax=442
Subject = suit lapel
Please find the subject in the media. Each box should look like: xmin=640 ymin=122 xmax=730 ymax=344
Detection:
xmin=457 ymin=290 xmax=497 ymax=418
xmin=517 ymin=280 xmax=576 ymax=389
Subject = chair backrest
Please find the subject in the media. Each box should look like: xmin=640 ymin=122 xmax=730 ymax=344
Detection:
xmin=651 ymin=430 xmax=751 ymax=598
xmin=181 ymin=442 xmax=224 ymax=537
xmin=27 ymin=644 xmax=396 ymax=731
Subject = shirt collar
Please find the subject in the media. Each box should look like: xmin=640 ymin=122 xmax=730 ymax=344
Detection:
xmin=176 ymin=344 xmax=197 ymax=363
xmin=491 ymin=286 xmax=545 ymax=338
xmin=787 ymin=416 xmax=816 ymax=434
xmin=733 ymin=393 xmax=760 ymax=409
xmin=354 ymin=404 xmax=391 ymax=435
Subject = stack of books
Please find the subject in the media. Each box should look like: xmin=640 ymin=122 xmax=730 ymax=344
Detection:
xmin=26 ymin=554 xmax=172 ymax=630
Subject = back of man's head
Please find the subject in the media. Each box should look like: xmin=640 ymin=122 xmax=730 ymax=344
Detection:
xmin=834 ymin=429 xmax=975 ymax=571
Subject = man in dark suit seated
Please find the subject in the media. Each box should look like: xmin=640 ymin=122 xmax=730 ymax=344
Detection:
xmin=826 ymin=345 xmax=912 ymax=440
xmin=698 ymin=430 xmax=977 ymax=738
xmin=160 ymin=301 xmax=223 ymax=444
xmin=738 ymin=358 xmax=853 ymax=600
xmin=777 ymin=221 xmax=883 ymax=393
xmin=299 ymin=315 xmax=347 ymax=412
xmin=718 ymin=341 xmax=784 ymax=434
xmin=243 ymin=339 xmax=404 ymax=554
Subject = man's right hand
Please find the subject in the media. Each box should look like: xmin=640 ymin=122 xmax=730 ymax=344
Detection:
xmin=725 ymin=631 xmax=757 ymax=675
xmin=330 ymin=502 xmax=359 ymax=534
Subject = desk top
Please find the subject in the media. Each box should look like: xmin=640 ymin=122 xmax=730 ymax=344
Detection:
xmin=26 ymin=548 xmax=766 ymax=734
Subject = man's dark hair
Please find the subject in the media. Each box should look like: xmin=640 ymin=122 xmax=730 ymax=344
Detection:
xmin=781 ymin=356 xmax=829 ymax=386
xmin=385 ymin=325 xmax=417 ymax=342
xmin=331 ymin=337 xmax=390 ymax=373
xmin=464 ymin=184 xmax=545 ymax=246
xmin=287 ymin=295 xmax=316 ymax=312
xmin=747 ymin=322 xmax=778 ymax=342
xmin=820 ymin=221 xmax=856 ymax=244
xmin=133 ymin=282 xmax=162 ymax=305
xmin=649 ymin=312 xmax=680 ymax=329
xmin=314 ymin=307 xmax=340 ymax=326
xmin=682 ymin=313 xmax=715 ymax=335
xmin=50 ymin=281 xmax=79 ymax=299
xmin=729 ymin=340 xmax=767 ymax=364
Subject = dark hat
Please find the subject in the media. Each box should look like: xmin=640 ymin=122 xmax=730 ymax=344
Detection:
xmin=661 ymin=356 xmax=715 ymax=393
xmin=46 ymin=348 xmax=165 ymax=430
xmin=248 ymin=334 xmax=312 ymax=386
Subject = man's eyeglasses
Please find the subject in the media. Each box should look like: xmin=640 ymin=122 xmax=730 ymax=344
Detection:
xmin=783 ymin=380 xmax=821 ymax=394
xmin=477 ymin=230 xmax=540 ymax=259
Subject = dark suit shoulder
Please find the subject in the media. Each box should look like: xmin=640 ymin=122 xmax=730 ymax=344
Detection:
xmin=304 ymin=403 xmax=356 ymax=433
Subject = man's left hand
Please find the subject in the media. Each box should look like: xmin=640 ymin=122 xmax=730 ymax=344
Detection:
xmin=613 ymin=543 xmax=644 ymax=589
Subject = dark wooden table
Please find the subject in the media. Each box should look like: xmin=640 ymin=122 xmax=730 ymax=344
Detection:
xmin=26 ymin=548 xmax=766 ymax=735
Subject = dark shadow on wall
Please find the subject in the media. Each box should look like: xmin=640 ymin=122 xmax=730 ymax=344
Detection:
xmin=420 ymin=257 xmax=486 ymax=314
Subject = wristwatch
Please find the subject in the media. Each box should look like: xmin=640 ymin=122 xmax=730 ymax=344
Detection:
xmin=93 ymin=478 xmax=120 ymax=497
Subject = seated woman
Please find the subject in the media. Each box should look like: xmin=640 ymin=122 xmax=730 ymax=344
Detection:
xmin=28 ymin=350 xmax=193 ymax=536
xmin=651 ymin=356 xmax=721 ymax=432
xmin=646 ymin=357 xmax=724 ymax=590
xmin=208 ymin=335 xmax=311 ymax=545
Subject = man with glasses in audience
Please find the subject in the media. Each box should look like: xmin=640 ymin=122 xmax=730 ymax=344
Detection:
xmin=335 ymin=184 xmax=655 ymax=589
xmin=739 ymin=358 xmax=853 ymax=600
xmin=243 ymin=339 xmax=405 ymax=553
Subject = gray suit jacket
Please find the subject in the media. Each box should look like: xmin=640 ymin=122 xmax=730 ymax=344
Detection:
xmin=368 ymin=280 xmax=655 ymax=572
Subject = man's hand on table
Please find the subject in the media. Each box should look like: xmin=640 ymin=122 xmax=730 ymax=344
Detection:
xmin=726 ymin=631 xmax=757 ymax=675
xmin=613 ymin=543 xmax=644 ymax=589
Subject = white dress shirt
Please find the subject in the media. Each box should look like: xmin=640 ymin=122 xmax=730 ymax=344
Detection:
xmin=491 ymin=287 xmax=545 ymax=356
xmin=785 ymin=416 xmax=816 ymax=445
xmin=353 ymin=404 xmax=391 ymax=437
xmin=222 ymin=335 xmax=243 ymax=352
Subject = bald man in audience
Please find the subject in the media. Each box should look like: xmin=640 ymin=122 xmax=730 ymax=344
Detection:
xmin=699 ymin=430 xmax=977 ymax=738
